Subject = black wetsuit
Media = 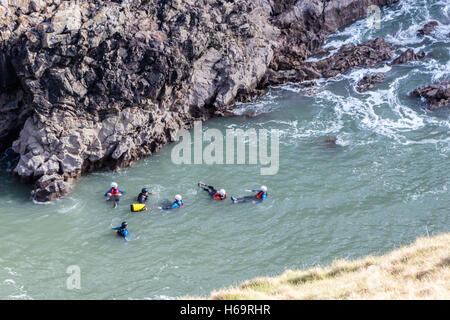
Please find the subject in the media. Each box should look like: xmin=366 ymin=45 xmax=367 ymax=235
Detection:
xmin=233 ymin=190 xmax=267 ymax=203
xmin=137 ymin=192 xmax=148 ymax=204
xmin=200 ymin=184 xmax=217 ymax=197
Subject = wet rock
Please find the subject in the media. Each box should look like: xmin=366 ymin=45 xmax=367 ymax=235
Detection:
xmin=411 ymin=81 xmax=450 ymax=111
xmin=356 ymin=73 xmax=385 ymax=93
xmin=270 ymin=0 xmax=399 ymax=70
xmin=314 ymin=38 xmax=393 ymax=78
xmin=417 ymin=21 xmax=439 ymax=36
xmin=262 ymin=37 xmax=393 ymax=86
xmin=31 ymin=174 xmax=72 ymax=202
xmin=296 ymin=81 xmax=318 ymax=88
xmin=391 ymin=49 xmax=426 ymax=65
xmin=324 ymin=136 xmax=338 ymax=148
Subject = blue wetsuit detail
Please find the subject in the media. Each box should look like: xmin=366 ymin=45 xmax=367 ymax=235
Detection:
xmin=112 ymin=226 xmax=128 ymax=239
xmin=161 ymin=200 xmax=183 ymax=210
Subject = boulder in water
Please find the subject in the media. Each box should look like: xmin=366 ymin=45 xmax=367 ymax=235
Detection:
xmin=411 ymin=81 xmax=450 ymax=111
xmin=31 ymin=174 xmax=72 ymax=202
xmin=324 ymin=137 xmax=338 ymax=148
xmin=391 ymin=49 xmax=426 ymax=65
xmin=356 ymin=73 xmax=385 ymax=93
xmin=417 ymin=21 xmax=439 ymax=36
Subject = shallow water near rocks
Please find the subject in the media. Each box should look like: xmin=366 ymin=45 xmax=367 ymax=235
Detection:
xmin=0 ymin=0 xmax=449 ymax=299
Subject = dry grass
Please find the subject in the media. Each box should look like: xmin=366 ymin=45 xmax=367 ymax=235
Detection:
xmin=197 ymin=233 xmax=450 ymax=300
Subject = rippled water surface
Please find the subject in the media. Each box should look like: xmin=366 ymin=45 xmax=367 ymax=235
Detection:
xmin=0 ymin=0 xmax=449 ymax=299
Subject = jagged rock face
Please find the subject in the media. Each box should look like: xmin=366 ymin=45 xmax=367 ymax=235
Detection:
xmin=0 ymin=0 xmax=399 ymax=201
xmin=411 ymin=81 xmax=450 ymax=111
xmin=391 ymin=48 xmax=426 ymax=65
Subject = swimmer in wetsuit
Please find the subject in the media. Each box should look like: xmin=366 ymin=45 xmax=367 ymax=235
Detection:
xmin=198 ymin=182 xmax=227 ymax=200
xmin=157 ymin=194 xmax=184 ymax=210
xmin=231 ymin=185 xmax=268 ymax=204
xmin=105 ymin=182 xmax=125 ymax=208
xmin=112 ymin=221 xmax=129 ymax=241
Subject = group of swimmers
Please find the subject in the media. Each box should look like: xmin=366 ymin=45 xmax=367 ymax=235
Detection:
xmin=105 ymin=181 xmax=268 ymax=241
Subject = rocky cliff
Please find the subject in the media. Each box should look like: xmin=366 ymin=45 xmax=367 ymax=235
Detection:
xmin=0 ymin=0 xmax=399 ymax=201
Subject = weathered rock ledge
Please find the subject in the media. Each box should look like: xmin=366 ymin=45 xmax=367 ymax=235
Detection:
xmin=0 ymin=0 xmax=399 ymax=201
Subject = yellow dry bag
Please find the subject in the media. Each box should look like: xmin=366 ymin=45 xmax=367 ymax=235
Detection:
xmin=130 ymin=203 xmax=147 ymax=212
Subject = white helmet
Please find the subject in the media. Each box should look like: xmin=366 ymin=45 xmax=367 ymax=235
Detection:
xmin=175 ymin=194 xmax=182 ymax=201
xmin=261 ymin=185 xmax=267 ymax=192
xmin=219 ymin=189 xmax=226 ymax=196
xmin=111 ymin=182 xmax=118 ymax=188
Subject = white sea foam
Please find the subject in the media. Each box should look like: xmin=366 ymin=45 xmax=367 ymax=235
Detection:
xmin=31 ymin=199 xmax=54 ymax=205
xmin=408 ymin=183 xmax=449 ymax=201
xmin=3 ymin=278 xmax=32 ymax=300
xmin=57 ymin=198 xmax=81 ymax=214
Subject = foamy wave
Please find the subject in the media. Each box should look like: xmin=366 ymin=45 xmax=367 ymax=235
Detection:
xmin=3 ymin=278 xmax=33 ymax=300
xmin=57 ymin=198 xmax=81 ymax=214
xmin=407 ymin=183 xmax=449 ymax=201
xmin=232 ymin=90 xmax=278 ymax=116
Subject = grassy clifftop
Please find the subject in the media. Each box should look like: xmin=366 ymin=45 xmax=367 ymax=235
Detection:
xmin=205 ymin=233 xmax=450 ymax=299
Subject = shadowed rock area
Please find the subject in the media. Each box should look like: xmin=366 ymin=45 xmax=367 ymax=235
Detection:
xmin=0 ymin=0 xmax=399 ymax=201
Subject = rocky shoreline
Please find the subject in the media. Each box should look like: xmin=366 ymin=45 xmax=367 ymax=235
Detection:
xmin=2 ymin=0 xmax=443 ymax=202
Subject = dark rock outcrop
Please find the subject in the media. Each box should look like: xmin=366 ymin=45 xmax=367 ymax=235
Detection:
xmin=313 ymin=38 xmax=393 ymax=78
xmin=261 ymin=37 xmax=393 ymax=86
xmin=269 ymin=0 xmax=399 ymax=71
xmin=324 ymin=136 xmax=338 ymax=148
xmin=411 ymin=81 xmax=450 ymax=111
xmin=391 ymin=48 xmax=426 ymax=65
xmin=417 ymin=21 xmax=439 ymax=36
xmin=356 ymin=73 xmax=385 ymax=92
xmin=0 ymin=0 xmax=400 ymax=201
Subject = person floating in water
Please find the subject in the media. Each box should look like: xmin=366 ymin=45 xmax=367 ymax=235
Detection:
xmin=112 ymin=221 xmax=129 ymax=241
xmin=231 ymin=185 xmax=267 ymax=204
xmin=158 ymin=194 xmax=183 ymax=210
xmin=105 ymin=182 xmax=125 ymax=208
xmin=198 ymin=182 xmax=227 ymax=200
xmin=137 ymin=188 xmax=150 ymax=204
xmin=130 ymin=188 xmax=150 ymax=212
